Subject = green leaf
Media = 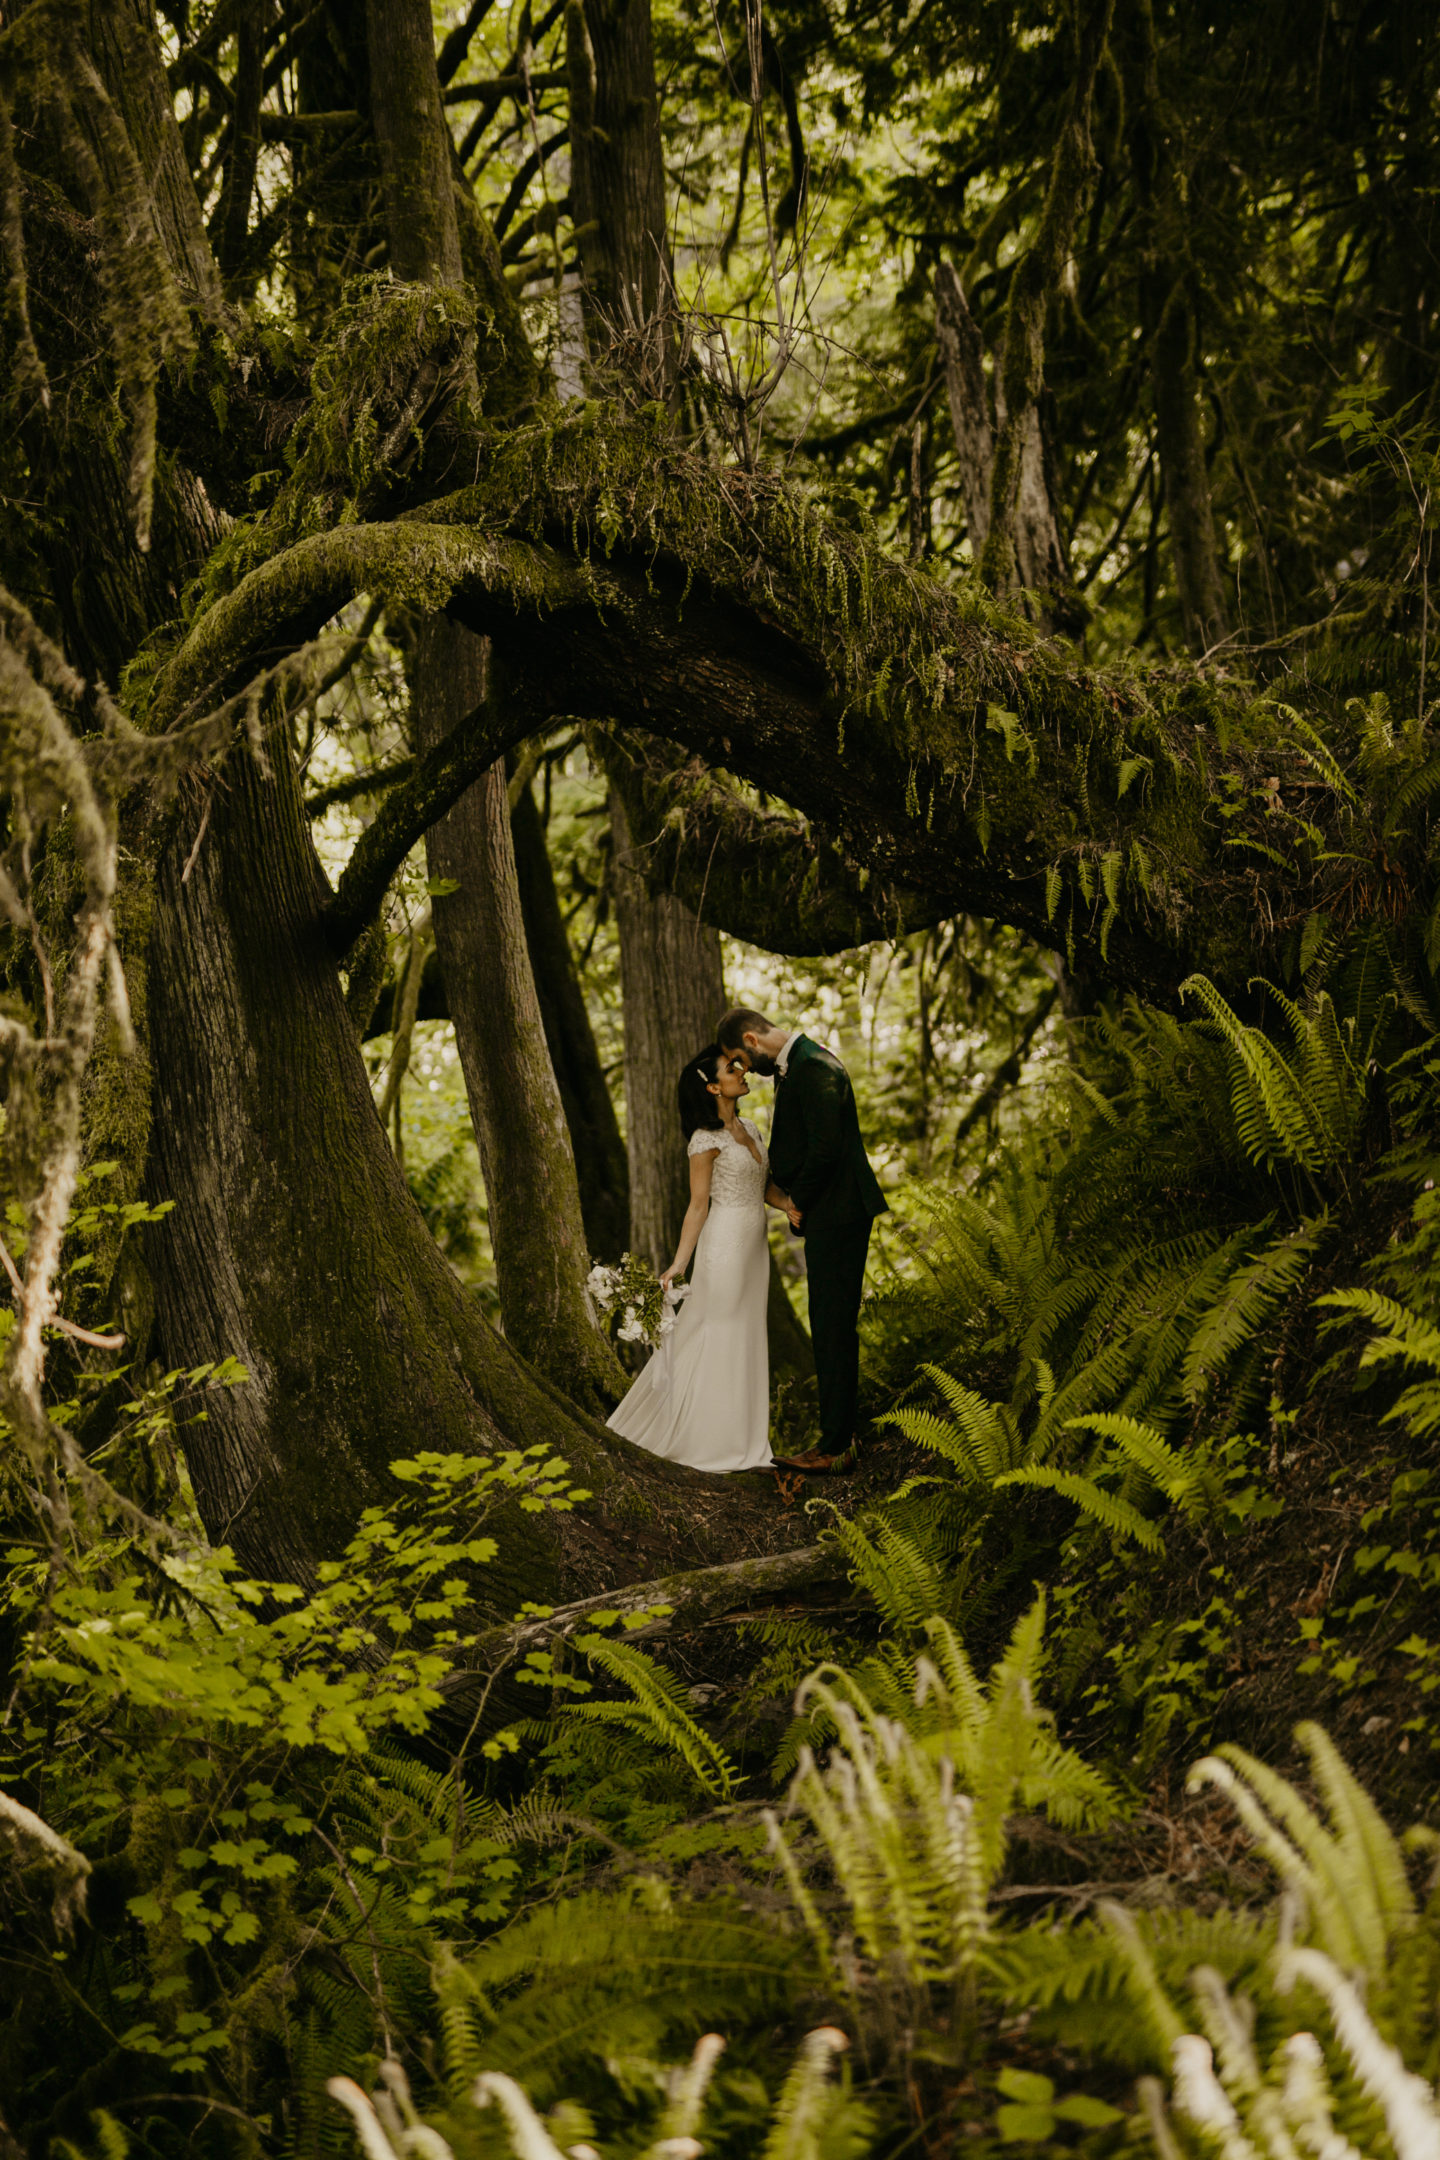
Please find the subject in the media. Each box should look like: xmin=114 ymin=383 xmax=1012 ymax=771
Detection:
xmin=997 ymin=2071 xmax=1054 ymax=2105
xmin=1299 ymin=909 xmax=1330 ymax=977
xmin=996 ymin=2104 xmax=1056 ymax=2141
xmin=425 ymin=877 xmax=460 ymax=897
xmin=1053 ymin=2094 xmax=1125 ymax=2127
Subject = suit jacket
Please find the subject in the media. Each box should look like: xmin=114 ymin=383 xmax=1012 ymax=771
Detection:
xmin=768 ymin=1036 xmax=887 ymax=1233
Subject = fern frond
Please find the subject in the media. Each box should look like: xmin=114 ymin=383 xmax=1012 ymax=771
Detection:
xmin=572 ymin=1636 xmax=740 ymax=1799
xmin=1183 ymin=1216 xmax=1330 ymax=1404
xmin=993 ymin=1465 xmax=1166 ymax=1550
xmin=1062 ymin=1413 xmax=1210 ymax=1513
xmin=760 ymin=2026 xmax=850 ymax=2160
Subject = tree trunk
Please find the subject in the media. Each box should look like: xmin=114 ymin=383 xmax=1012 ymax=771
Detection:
xmin=978 ymin=0 xmax=1111 ymax=625
xmin=86 ymin=0 xmax=223 ymax=307
xmin=1149 ymin=284 xmax=1228 ymax=655
xmin=1119 ymin=0 xmax=1230 ymax=657
xmin=566 ymin=0 xmax=671 ymax=371
xmin=511 ymin=775 xmax=631 ymax=1264
xmin=364 ymin=0 xmax=464 ymax=286
xmin=143 ymin=741 xmax=562 ymax=1599
xmin=935 ymin=261 xmax=995 ymax=556
xmin=935 ymin=261 xmax=1070 ymax=620
xmin=366 ymin=0 xmax=616 ymax=1401
xmin=411 ymin=626 xmax=624 ymax=1410
xmin=608 ymin=784 xmax=725 ymax=1272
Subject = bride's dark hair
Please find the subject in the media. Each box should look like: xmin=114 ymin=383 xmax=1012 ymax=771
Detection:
xmin=677 ymin=1044 xmax=726 ymax=1140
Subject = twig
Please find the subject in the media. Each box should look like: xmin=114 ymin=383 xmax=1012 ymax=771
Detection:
xmin=0 ymin=1229 xmax=124 ymax=1351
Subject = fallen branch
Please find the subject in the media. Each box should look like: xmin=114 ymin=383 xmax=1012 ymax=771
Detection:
xmin=456 ymin=1541 xmax=846 ymax=1678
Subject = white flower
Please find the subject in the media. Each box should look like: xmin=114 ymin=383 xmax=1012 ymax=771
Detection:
xmin=618 ymin=1317 xmax=647 ymax=1343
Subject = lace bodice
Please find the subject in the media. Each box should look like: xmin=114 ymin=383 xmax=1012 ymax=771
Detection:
xmin=688 ymin=1117 xmax=768 ymax=1209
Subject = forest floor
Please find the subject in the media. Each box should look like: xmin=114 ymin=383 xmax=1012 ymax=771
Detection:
xmin=615 ymin=1372 xmax=1440 ymax=1865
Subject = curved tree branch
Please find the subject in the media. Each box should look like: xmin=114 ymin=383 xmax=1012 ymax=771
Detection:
xmin=599 ymin=730 xmax=949 ymax=956
xmin=324 ymin=691 xmax=511 ymax=956
xmin=149 ymin=403 xmax=1371 ymax=1001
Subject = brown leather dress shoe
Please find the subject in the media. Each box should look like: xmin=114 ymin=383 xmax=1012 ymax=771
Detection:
xmin=771 ymin=1446 xmax=854 ymax=1474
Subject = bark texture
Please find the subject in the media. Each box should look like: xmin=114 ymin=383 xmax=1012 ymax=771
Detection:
xmin=935 ymin=261 xmax=1069 ymax=615
xmin=978 ymin=0 xmax=1111 ymax=622
xmin=411 ymin=624 xmax=623 ymax=1408
xmin=511 ymin=777 xmax=631 ymax=1263
xmin=565 ymin=0 xmax=670 ymax=343
xmin=142 ymin=733 xmax=614 ymax=1605
xmin=86 ymin=0 xmax=223 ymax=306
xmin=365 ymin=0 xmax=464 ymax=285
xmin=366 ymin=0 xmax=614 ymax=1400
xmin=608 ymin=783 xmax=726 ymax=1272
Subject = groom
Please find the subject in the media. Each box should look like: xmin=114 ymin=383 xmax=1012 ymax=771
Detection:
xmin=717 ymin=1008 xmax=887 ymax=1473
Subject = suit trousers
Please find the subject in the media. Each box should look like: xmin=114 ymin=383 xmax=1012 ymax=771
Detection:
xmin=805 ymin=1215 xmax=873 ymax=1454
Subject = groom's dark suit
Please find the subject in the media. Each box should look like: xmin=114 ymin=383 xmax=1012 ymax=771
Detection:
xmin=767 ymin=1036 xmax=887 ymax=1456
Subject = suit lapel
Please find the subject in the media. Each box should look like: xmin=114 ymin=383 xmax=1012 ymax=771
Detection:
xmin=769 ymin=1037 xmax=811 ymax=1164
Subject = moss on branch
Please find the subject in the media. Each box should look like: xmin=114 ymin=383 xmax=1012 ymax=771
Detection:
xmin=601 ymin=732 xmax=948 ymax=957
xmin=148 ymin=309 xmax=1373 ymax=994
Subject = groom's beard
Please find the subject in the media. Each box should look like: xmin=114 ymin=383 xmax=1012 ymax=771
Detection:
xmin=747 ymin=1052 xmax=778 ymax=1076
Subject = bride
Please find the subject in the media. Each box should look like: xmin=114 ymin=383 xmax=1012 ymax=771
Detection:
xmin=606 ymin=1045 xmax=798 ymax=1474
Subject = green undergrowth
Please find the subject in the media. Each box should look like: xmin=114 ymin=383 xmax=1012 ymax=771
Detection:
xmin=812 ymin=939 xmax=1440 ymax=1793
xmin=10 ymin=940 xmax=1440 ymax=2160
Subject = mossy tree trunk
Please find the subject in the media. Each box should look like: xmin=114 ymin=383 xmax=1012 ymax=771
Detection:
xmin=565 ymin=0 xmax=671 ymax=369
xmin=87 ymin=0 xmax=223 ymax=308
xmin=366 ymin=0 xmax=618 ymax=1403
xmin=978 ymin=0 xmax=1110 ymax=624
xmin=146 ymin=747 xmax=548 ymax=1594
xmin=935 ymin=260 xmax=1071 ymax=625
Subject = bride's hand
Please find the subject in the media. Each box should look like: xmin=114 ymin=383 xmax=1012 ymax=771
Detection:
xmin=660 ymin=1266 xmax=678 ymax=1291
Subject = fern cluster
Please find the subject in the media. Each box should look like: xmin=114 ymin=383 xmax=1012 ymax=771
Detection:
xmin=869 ymin=980 xmax=1361 ymax=1456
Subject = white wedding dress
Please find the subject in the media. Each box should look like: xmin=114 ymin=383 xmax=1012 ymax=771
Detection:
xmin=606 ymin=1119 xmax=773 ymax=1473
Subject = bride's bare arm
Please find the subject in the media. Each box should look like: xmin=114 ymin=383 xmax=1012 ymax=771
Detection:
xmin=765 ymin=1180 xmax=801 ymax=1225
xmin=661 ymin=1151 xmax=716 ymax=1287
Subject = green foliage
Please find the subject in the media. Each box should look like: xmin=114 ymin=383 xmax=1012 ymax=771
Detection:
xmin=561 ymin=1633 xmax=742 ymax=1801
xmin=869 ymin=983 xmax=1350 ymax=1458
xmin=1009 ymin=1723 xmax=1440 ymax=2160
xmin=888 ymin=1367 xmax=1218 ymax=1555
xmin=1318 ymin=1287 xmax=1440 ymax=1440
xmin=0 ymin=1445 xmax=588 ymax=2152
xmin=1179 ymin=976 xmax=1382 ymax=1195
xmin=766 ymin=1596 xmax=1121 ymax=2038
xmin=319 ymin=2022 xmax=868 ymax=2160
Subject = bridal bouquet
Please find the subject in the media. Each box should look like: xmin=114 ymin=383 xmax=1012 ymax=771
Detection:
xmin=586 ymin=1253 xmax=690 ymax=1349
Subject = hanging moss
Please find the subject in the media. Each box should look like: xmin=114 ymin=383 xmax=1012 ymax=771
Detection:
xmin=132 ymin=277 xmax=1373 ymax=997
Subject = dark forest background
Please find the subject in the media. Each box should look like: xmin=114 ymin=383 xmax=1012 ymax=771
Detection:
xmin=2 ymin=0 xmax=1440 ymax=2155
